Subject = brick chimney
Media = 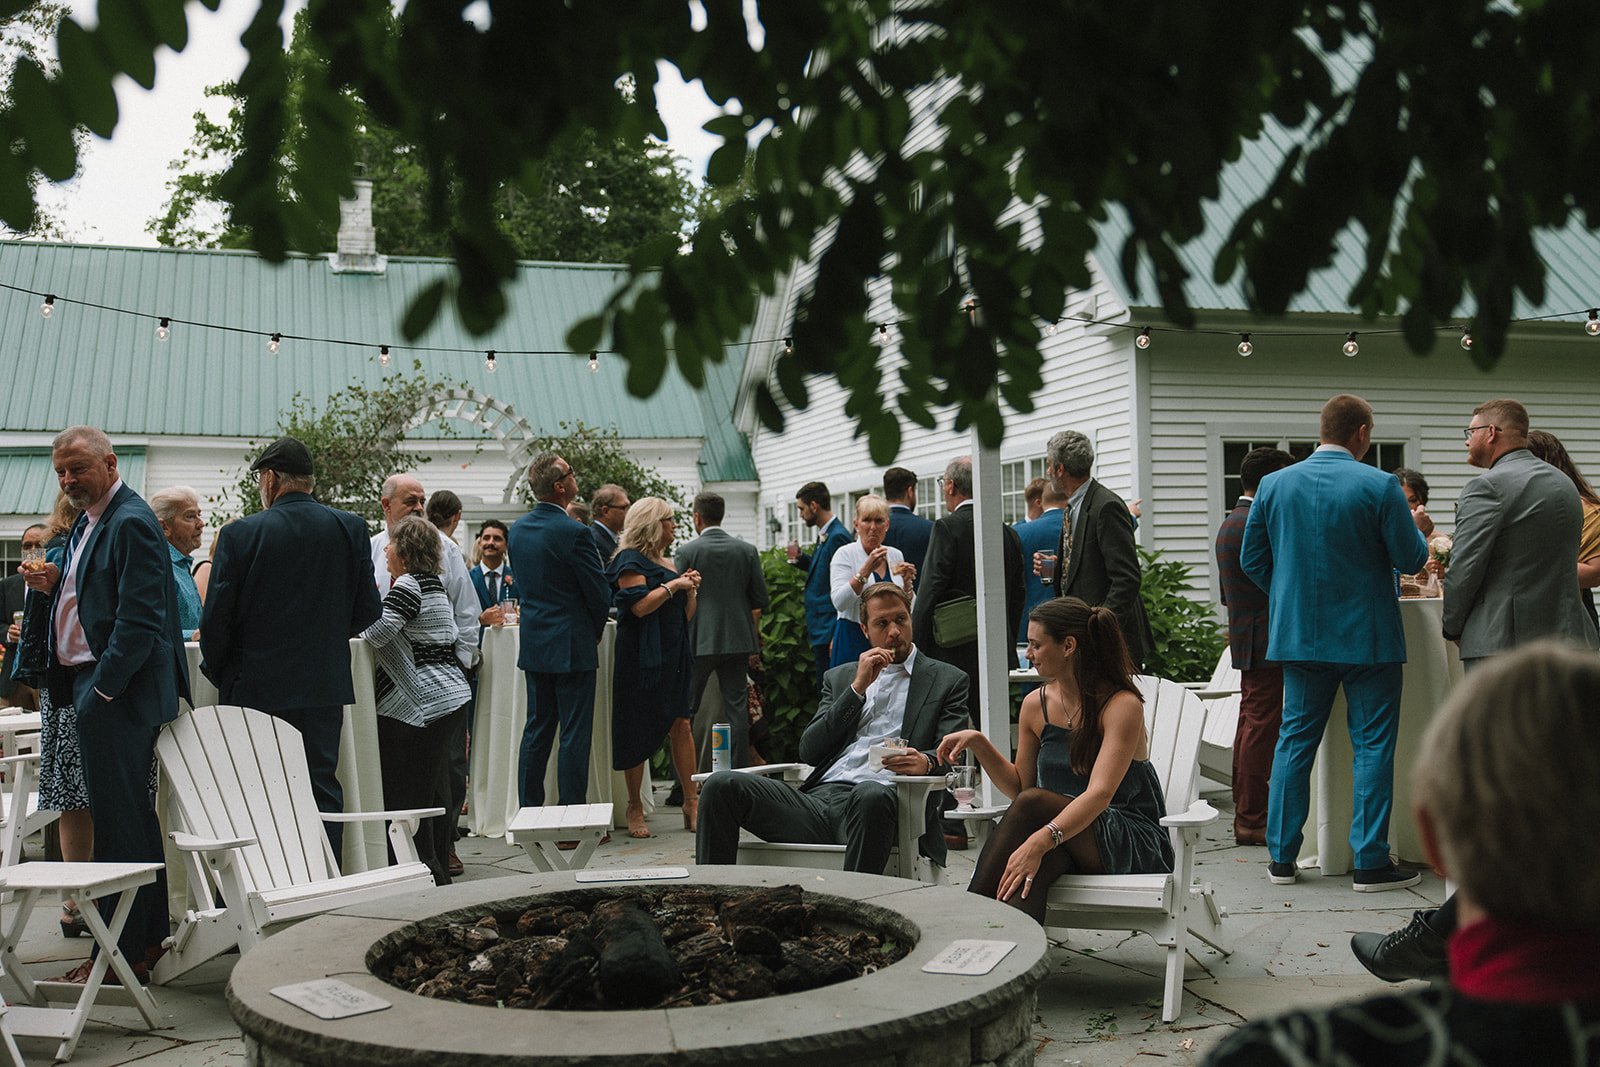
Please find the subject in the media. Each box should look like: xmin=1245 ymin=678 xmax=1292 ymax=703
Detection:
xmin=329 ymin=178 xmax=387 ymax=274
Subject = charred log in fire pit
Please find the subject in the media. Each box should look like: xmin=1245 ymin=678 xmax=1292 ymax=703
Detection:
xmin=373 ymin=884 xmax=908 ymax=1011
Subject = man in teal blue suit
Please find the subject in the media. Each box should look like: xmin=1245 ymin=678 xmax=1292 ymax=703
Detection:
xmin=507 ymin=453 xmax=612 ymax=806
xmin=1241 ymin=395 xmax=1429 ymax=892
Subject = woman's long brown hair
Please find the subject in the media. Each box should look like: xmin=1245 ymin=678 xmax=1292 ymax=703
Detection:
xmin=1029 ymin=596 xmax=1141 ymax=775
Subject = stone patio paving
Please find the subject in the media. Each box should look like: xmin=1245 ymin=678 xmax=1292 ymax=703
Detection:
xmin=4 ymin=785 xmax=1444 ymax=1066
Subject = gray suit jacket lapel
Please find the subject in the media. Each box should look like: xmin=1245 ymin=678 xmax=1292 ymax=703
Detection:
xmin=899 ymin=656 xmax=935 ymax=741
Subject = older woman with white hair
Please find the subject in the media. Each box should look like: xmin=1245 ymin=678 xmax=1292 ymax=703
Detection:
xmin=149 ymin=485 xmax=206 ymax=635
xmin=363 ymin=514 xmax=470 ymax=884
xmin=828 ymin=493 xmax=915 ymax=668
xmin=1204 ymin=641 xmax=1600 ymax=1064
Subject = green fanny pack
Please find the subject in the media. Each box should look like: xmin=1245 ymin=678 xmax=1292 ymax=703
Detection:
xmin=931 ymin=595 xmax=978 ymax=647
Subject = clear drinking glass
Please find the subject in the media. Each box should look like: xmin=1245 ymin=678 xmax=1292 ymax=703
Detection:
xmin=19 ymin=545 xmax=45 ymax=574
xmin=501 ymin=599 xmax=520 ymax=625
xmin=946 ymin=765 xmax=979 ymax=811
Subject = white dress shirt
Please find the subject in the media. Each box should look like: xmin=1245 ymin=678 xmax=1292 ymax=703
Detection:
xmin=821 ymin=648 xmax=920 ymax=785
xmin=53 ymin=477 xmax=124 ymax=666
xmin=372 ymin=527 xmax=480 ymax=669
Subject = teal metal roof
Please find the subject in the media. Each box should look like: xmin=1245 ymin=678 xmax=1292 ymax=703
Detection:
xmin=1094 ymin=49 xmax=1600 ymax=319
xmin=0 ymin=446 xmax=146 ymax=515
xmin=0 ymin=242 xmax=754 ymax=482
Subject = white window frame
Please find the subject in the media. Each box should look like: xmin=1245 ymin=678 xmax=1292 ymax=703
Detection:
xmin=1205 ymin=419 xmax=1421 ymax=601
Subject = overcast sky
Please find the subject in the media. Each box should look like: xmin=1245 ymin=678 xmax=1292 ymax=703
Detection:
xmin=35 ymin=0 xmax=721 ymax=247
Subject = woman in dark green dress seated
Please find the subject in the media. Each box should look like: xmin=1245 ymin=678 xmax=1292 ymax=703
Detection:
xmin=607 ymin=497 xmax=701 ymax=839
xmin=938 ymin=596 xmax=1172 ymax=920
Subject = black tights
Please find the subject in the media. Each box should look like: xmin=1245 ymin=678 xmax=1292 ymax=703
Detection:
xmin=967 ymin=788 xmax=1105 ymax=922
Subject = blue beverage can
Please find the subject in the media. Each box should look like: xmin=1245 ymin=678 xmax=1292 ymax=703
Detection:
xmin=711 ymin=723 xmax=731 ymax=772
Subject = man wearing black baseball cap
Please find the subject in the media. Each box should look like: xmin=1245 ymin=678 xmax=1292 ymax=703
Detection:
xmin=197 ymin=437 xmax=382 ymax=892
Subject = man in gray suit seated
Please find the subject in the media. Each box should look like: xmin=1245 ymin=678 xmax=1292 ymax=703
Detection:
xmin=675 ymin=492 xmax=770 ymax=771
xmin=696 ymin=583 xmax=970 ymax=875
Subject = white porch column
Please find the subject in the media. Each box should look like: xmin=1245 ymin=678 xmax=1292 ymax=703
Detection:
xmin=970 ymin=427 xmax=1012 ymax=806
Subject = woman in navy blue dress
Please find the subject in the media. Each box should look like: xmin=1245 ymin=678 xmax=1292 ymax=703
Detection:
xmin=607 ymin=497 xmax=701 ymax=838
xmin=938 ymin=596 xmax=1173 ymax=920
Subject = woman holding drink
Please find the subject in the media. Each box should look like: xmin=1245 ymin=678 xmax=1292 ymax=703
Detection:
xmin=937 ymin=596 xmax=1172 ymax=919
xmin=14 ymin=493 xmax=95 ymax=935
xmin=607 ymin=498 xmax=700 ymax=838
xmin=828 ymin=495 xmax=915 ymax=668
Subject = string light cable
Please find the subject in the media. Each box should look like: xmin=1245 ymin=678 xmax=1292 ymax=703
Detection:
xmin=5 ymin=279 xmax=1596 ymax=368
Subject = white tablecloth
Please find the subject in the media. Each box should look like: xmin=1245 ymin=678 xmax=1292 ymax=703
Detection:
xmin=1299 ymin=597 xmax=1463 ymax=875
xmin=170 ymin=640 xmax=388 ymax=885
xmin=467 ymin=620 xmax=641 ymax=838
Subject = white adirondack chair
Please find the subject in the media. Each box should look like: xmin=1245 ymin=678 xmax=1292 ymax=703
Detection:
xmin=1180 ymin=648 xmax=1243 ymax=787
xmin=0 ymin=749 xmax=59 ymax=874
xmin=154 ymin=705 xmax=443 ymax=984
xmin=1038 ymin=676 xmax=1230 ymax=1023
xmin=691 ymin=764 xmax=949 ymax=883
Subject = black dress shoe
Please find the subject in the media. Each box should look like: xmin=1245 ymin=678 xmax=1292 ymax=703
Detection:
xmin=665 ymin=783 xmax=684 ymax=807
xmin=1350 ymin=909 xmax=1449 ymax=983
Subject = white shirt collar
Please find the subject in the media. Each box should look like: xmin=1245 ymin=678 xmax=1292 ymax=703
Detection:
xmin=1315 ymin=443 xmax=1354 ymax=457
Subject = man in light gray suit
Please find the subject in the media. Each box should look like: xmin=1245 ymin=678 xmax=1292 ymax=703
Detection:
xmin=675 ymin=491 xmax=770 ymax=770
xmin=1443 ymin=398 xmax=1599 ymax=665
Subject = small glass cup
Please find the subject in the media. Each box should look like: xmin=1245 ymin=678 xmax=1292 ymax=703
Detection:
xmin=19 ymin=545 xmax=45 ymax=574
xmin=1037 ymin=551 xmax=1058 ymax=586
xmin=946 ymin=765 xmax=979 ymax=811
xmin=869 ymin=736 xmax=908 ymax=769
xmin=501 ymin=599 xmax=520 ymax=625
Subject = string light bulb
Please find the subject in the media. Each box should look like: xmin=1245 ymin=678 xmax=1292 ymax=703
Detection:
xmin=1045 ymin=319 xmax=1058 ymax=336
xmin=878 ymin=323 xmax=888 ymax=338
xmin=157 ymin=317 xmax=171 ymax=341
xmin=782 ymin=336 xmax=793 ymax=356
xmin=963 ymin=298 xmax=978 ymax=322
xmin=588 ymin=351 xmax=599 ymax=373
xmin=40 ymin=294 xmax=55 ymax=318
xmin=1586 ymin=309 xmax=1600 ymax=337
xmin=267 ymin=332 xmax=281 ymax=354
xmin=1460 ymin=327 xmax=1473 ymax=351
xmin=1343 ymin=332 xmax=1359 ymax=357
xmin=379 ymin=345 xmax=391 ymax=367
xmin=485 ymin=349 xmax=497 ymax=373
xmin=1237 ymin=333 xmax=1253 ymax=357
xmin=1135 ymin=327 xmax=1152 ymax=350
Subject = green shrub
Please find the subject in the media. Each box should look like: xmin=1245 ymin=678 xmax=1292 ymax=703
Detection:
xmin=1138 ymin=547 xmax=1226 ymax=682
xmin=754 ymin=546 xmax=818 ymax=761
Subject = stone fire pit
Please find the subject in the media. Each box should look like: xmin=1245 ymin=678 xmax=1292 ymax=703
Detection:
xmin=228 ymin=866 xmax=1050 ymax=1066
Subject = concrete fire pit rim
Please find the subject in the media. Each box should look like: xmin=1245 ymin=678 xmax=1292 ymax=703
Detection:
xmin=227 ymin=867 xmax=1051 ymax=1067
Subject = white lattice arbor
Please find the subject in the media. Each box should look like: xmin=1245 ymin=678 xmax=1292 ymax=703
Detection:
xmin=397 ymin=387 xmax=540 ymax=499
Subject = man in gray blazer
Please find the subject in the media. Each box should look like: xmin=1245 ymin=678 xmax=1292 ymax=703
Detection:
xmin=675 ymin=492 xmax=770 ymax=770
xmin=1353 ymin=398 xmax=1599 ymax=985
xmin=1443 ymin=398 xmax=1599 ymax=664
xmin=697 ymin=584 xmax=970 ymax=875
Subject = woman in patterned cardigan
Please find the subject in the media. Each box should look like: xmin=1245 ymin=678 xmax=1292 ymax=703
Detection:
xmin=364 ymin=515 xmax=471 ymax=885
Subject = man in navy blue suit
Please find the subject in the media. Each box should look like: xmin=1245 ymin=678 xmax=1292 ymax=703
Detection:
xmin=589 ymin=483 xmax=630 ymax=564
xmin=468 ymin=519 xmax=514 ymax=621
xmin=28 ymin=426 xmax=191 ymax=981
xmin=789 ymin=481 xmax=852 ymax=695
xmin=1013 ymin=480 xmax=1066 ymax=639
xmin=201 ymin=436 xmax=383 ymax=863
xmin=882 ymin=467 xmax=933 ymax=585
xmin=507 ymin=454 xmax=612 ymax=805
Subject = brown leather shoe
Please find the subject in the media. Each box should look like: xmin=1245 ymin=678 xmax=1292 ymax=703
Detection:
xmin=446 ymin=849 xmax=464 ymax=876
xmin=943 ymin=832 xmax=970 ymax=851
xmin=1234 ymin=828 xmax=1267 ymax=846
